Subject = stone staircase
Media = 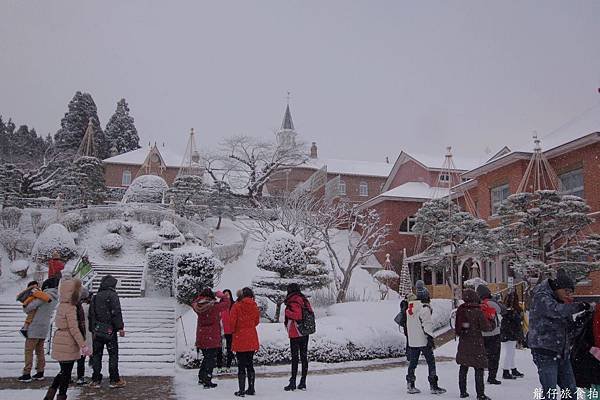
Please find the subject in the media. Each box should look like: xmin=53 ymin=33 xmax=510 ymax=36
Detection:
xmin=90 ymin=264 xmax=145 ymax=298
xmin=0 ymin=299 xmax=176 ymax=376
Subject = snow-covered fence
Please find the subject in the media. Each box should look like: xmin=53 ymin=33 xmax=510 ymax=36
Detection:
xmin=212 ymin=232 xmax=249 ymax=264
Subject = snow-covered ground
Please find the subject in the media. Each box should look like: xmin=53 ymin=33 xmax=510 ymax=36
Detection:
xmin=0 ymin=389 xmax=80 ymax=400
xmin=175 ymin=339 xmax=541 ymax=399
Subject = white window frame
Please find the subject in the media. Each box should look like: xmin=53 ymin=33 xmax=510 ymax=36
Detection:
xmin=399 ymin=215 xmax=417 ymax=234
xmin=122 ymin=170 xmax=132 ymax=186
xmin=490 ymin=183 xmax=509 ymax=216
xmin=559 ymin=168 xmax=584 ymax=198
xmin=359 ymin=181 xmax=368 ymax=197
xmin=339 ymin=180 xmax=347 ymax=195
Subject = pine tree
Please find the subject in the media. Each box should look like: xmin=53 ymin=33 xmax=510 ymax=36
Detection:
xmin=166 ymin=175 xmax=208 ymax=214
xmin=0 ymin=164 xmax=23 ymax=201
xmin=398 ymin=249 xmax=412 ymax=298
xmin=57 ymin=156 xmax=107 ymax=205
xmin=207 ymin=180 xmax=238 ymax=230
xmin=54 ymin=91 xmax=109 ymax=159
xmin=252 ymin=231 xmax=308 ymax=322
xmin=174 ymin=247 xmax=224 ymax=305
xmin=300 ymin=241 xmax=331 ymax=291
xmin=105 ymin=98 xmax=140 ymax=155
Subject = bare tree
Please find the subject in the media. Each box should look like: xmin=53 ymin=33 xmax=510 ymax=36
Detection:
xmin=307 ymin=201 xmax=391 ymax=303
xmin=204 ymin=135 xmax=308 ymax=204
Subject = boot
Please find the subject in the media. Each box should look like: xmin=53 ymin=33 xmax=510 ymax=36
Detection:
xmin=245 ymin=370 xmax=255 ymax=395
xmin=511 ymin=369 xmax=524 ymax=378
xmin=487 ymin=377 xmax=501 ymax=385
xmin=284 ymin=378 xmax=296 ymax=391
xmin=502 ymin=370 xmax=515 ymax=380
xmin=428 ymin=376 xmax=447 ymax=395
xmin=460 ymin=393 xmax=470 ymax=398
xmin=43 ymin=386 xmax=57 ymax=400
xmin=477 ymin=395 xmax=491 ymax=400
xmin=406 ymin=378 xmax=421 ymax=394
xmin=297 ymin=376 xmax=306 ymax=391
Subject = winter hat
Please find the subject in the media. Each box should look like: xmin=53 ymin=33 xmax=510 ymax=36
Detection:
xmin=415 ymin=280 xmax=430 ymax=302
xmin=42 ymin=277 xmax=60 ymax=290
xmin=551 ymin=268 xmax=575 ymax=291
xmin=462 ymin=289 xmax=480 ymax=304
xmin=476 ymin=284 xmax=492 ymax=300
xmin=287 ymin=283 xmax=301 ymax=295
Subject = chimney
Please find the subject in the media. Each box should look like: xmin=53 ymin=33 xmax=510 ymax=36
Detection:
xmin=310 ymin=142 xmax=318 ymax=159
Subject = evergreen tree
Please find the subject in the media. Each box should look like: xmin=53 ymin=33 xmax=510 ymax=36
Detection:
xmin=207 ymin=180 xmax=238 ymax=230
xmin=57 ymin=156 xmax=107 ymax=205
xmin=105 ymin=98 xmax=140 ymax=155
xmin=174 ymin=247 xmax=224 ymax=305
xmin=166 ymin=175 xmax=208 ymax=214
xmin=252 ymin=231 xmax=308 ymax=322
xmin=0 ymin=163 xmax=23 ymax=201
xmin=54 ymin=91 xmax=109 ymax=159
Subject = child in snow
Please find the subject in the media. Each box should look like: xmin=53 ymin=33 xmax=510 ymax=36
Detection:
xmin=455 ymin=289 xmax=493 ymax=400
xmin=16 ymin=280 xmax=53 ymax=337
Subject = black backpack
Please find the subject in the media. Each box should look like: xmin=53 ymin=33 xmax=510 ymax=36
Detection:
xmin=296 ymin=299 xmax=316 ymax=336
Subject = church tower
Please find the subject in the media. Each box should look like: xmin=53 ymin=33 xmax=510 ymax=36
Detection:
xmin=276 ymin=97 xmax=297 ymax=148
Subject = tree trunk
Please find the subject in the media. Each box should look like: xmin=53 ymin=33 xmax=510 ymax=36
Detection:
xmin=274 ymin=301 xmax=282 ymax=322
xmin=336 ymin=271 xmax=353 ymax=303
xmin=216 ymin=216 xmax=222 ymax=230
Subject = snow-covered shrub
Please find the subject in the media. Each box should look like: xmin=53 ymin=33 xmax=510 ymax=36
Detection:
xmin=136 ymin=230 xmax=162 ymax=248
xmin=1 ymin=207 xmax=22 ymax=229
xmin=122 ymin=175 xmax=168 ymax=203
xmin=106 ymin=220 xmax=123 ymax=233
xmin=148 ymin=249 xmax=175 ymax=291
xmin=122 ymin=221 xmax=133 ymax=232
xmin=0 ymin=229 xmax=28 ymax=261
xmin=9 ymin=259 xmax=29 ymax=278
xmin=30 ymin=210 xmax=42 ymax=236
xmin=253 ymin=231 xmax=308 ymax=321
xmin=60 ymin=212 xmax=83 ymax=232
xmin=174 ymin=247 xmax=223 ymax=305
xmin=159 ymin=220 xmax=181 ymax=240
xmin=31 ymin=223 xmax=77 ymax=262
xmin=101 ymin=233 xmax=124 ymax=253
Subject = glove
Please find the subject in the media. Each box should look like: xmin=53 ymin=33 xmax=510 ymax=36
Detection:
xmin=81 ymin=345 xmax=92 ymax=357
xmin=427 ymin=335 xmax=436 ymax=350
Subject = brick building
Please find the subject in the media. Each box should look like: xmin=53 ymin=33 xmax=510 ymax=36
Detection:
xmin=103 ymin=144 xmax=184 ymax=188
xmin=266 ymin=104 xmax=393 ymax=203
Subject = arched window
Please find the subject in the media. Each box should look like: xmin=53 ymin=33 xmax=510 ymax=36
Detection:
xmin=399 ymin=215 xmax=417 ymax=233
xmin=359 ymin=182 xmax=368 ymax=197
xmin=122 ymin=170 xmax=132 ymax=186
xmin=339 ymin=180 xmax=347 ymax=195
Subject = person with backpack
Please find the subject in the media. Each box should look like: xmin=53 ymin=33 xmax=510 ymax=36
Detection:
xmin=571 ymin=303 xmax=599 ymax=396
xmin=500 ymin=291 xmax=524 ymax=380
xmin=455 ymin=289 xmax=493 ymax=400
xmin=88 ymin=275 xmax=126 ymax=389
xmin=217 ymin=289 xmax=235 ymax=371
xmin=230 ymin=287 xmax=260 ymax=397
xmin=283 ymin=283 xmax=314 ymax=392
xmin=476 ymin=284 xmax=505 ymax=385
xmin=192 ymin=287 xmax=231 ymax=389
xmin=405 ymin=281 xmax=446 ymax=395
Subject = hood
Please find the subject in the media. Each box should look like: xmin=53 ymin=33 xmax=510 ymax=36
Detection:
xmin=533 ymin=279 xmax=555 ymax=299
xmin=194 ymin=295 xmax=215 ymax=314
xmin=462 ymin=289 xmax=480 ymax=304
xmin=238 ymin=297 xmax=258 ymax=311
xmin=99 ymin=275 xmax=118 ymax=291
xmin=476 ymin=285 xmax=491 ymax=300
xmin=59 ymin=278 xmax=81 ymax=304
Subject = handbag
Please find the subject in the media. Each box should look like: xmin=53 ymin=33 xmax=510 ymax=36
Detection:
xmin=91 ymin=295 xmax=113 ymax=342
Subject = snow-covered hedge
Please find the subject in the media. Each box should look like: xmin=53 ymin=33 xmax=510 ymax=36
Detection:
xmin=136 ymin=230 xmax=162 ymax=248
xmin=31 ymin=223 xmax=77 ymax=261
xmin=159 ymin=220 xmax=181 ymax=240
xmin=256 ymin=231 xmax=307 ymax=275
xmin=174 ymin=247 xmax=224 ymax=305
xmin=101 ymin=233 xmax=124 ymax=252
xmin=178 ymin=299 xmax=452 ymax=368
xmin=60 ymin=212 xmax=83 ymax=232
xmin=106 ymin=220 xmax=123 ymax=233
xmin=122 ymin=175 xmax=168 ymax=203
xmin=148 ymin=249 xmax=175 ymax=290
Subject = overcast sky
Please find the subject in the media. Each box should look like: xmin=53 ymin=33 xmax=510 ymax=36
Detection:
xmin=1 ymin=1 xmax=600 ymax=165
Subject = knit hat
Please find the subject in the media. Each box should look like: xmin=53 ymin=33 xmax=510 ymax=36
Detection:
xmin=415 ymin=280 xmax=430 ymax=302
xmin=551 ymin=268 xmax=575 ymax=291
xmin=476 ymin=284 xmax=492 ymax=300
xmin=287 ymin=283 xmax=301 ymax=295
xmin=42 ymin=277 xmax=60 ymax=290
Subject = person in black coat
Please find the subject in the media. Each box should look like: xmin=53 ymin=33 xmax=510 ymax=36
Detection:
xmin=500 ymin=291 xmax=524 ymax=380
xmin=88 ymin=275 xmax=126 ymax=388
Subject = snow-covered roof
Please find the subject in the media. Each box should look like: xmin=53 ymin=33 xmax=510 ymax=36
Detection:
xmin=302 ymin=157 xmax=393 ymax=178
xmin=104 ymin=146 xmax=183 ymax=168
xmin=464 ymin=103 xmax=600 ymax=179
xmin=358 ymin=182 xmax=449 ymax=209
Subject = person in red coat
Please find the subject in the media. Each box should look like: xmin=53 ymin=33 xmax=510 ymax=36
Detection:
xmin=283 ymin=283 xmax=313 ymax=392
xmin=217 ymin=289 xmax=235 ymax=370
xmin=192 ymin=288 xmax=230 ymax=388
xmin=47 ymin=251 xmax=65 ymax=279
xmin=230 ymin=287 xmax=260 ymax=397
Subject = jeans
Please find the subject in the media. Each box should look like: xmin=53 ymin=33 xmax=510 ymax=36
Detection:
xmin=236 ymin=351 xmax=255 ymax=392
xmin=290 ymin=336 xmax=309 ymax=381
xmin=217 ymin=334 xmax=234 ymax=368
xmin=77 ymin=355 xmax=87 ymax=379
xmin=50 ymin=361 xmax=75 ymax=396
xmin=23 ymin=338 xmax=45 ymax=374
xmin=406 ymin=345 xmax=437 ymax=382
xmin=483 ymin=334 xmax=501 ymax=380
xmin=199 ymin=348 xmax=219 ymax=383
xmin=91 ymin=334 xmax=120 ymax=383
xmin=531 ymin=349 xmax=576 ymax=399
xmin=459 ymin=365 xmax=484 ymax=397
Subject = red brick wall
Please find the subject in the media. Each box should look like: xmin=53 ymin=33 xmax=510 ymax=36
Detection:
xmin=104 ymin=163 xmax=179 ymax=187
xmin=575 ymin=270 xmax=600 ymax=296
xmin=387 ymin=159 xmax=438 ymax=188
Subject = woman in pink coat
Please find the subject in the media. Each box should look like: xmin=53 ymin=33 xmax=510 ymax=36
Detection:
xmin=283 ymin=283 xmax=313 ymax=392
xmin=217 ymin=289 xmax=235 ymax=370
xmin=192 ymin=287 xmax=230 ymax=388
